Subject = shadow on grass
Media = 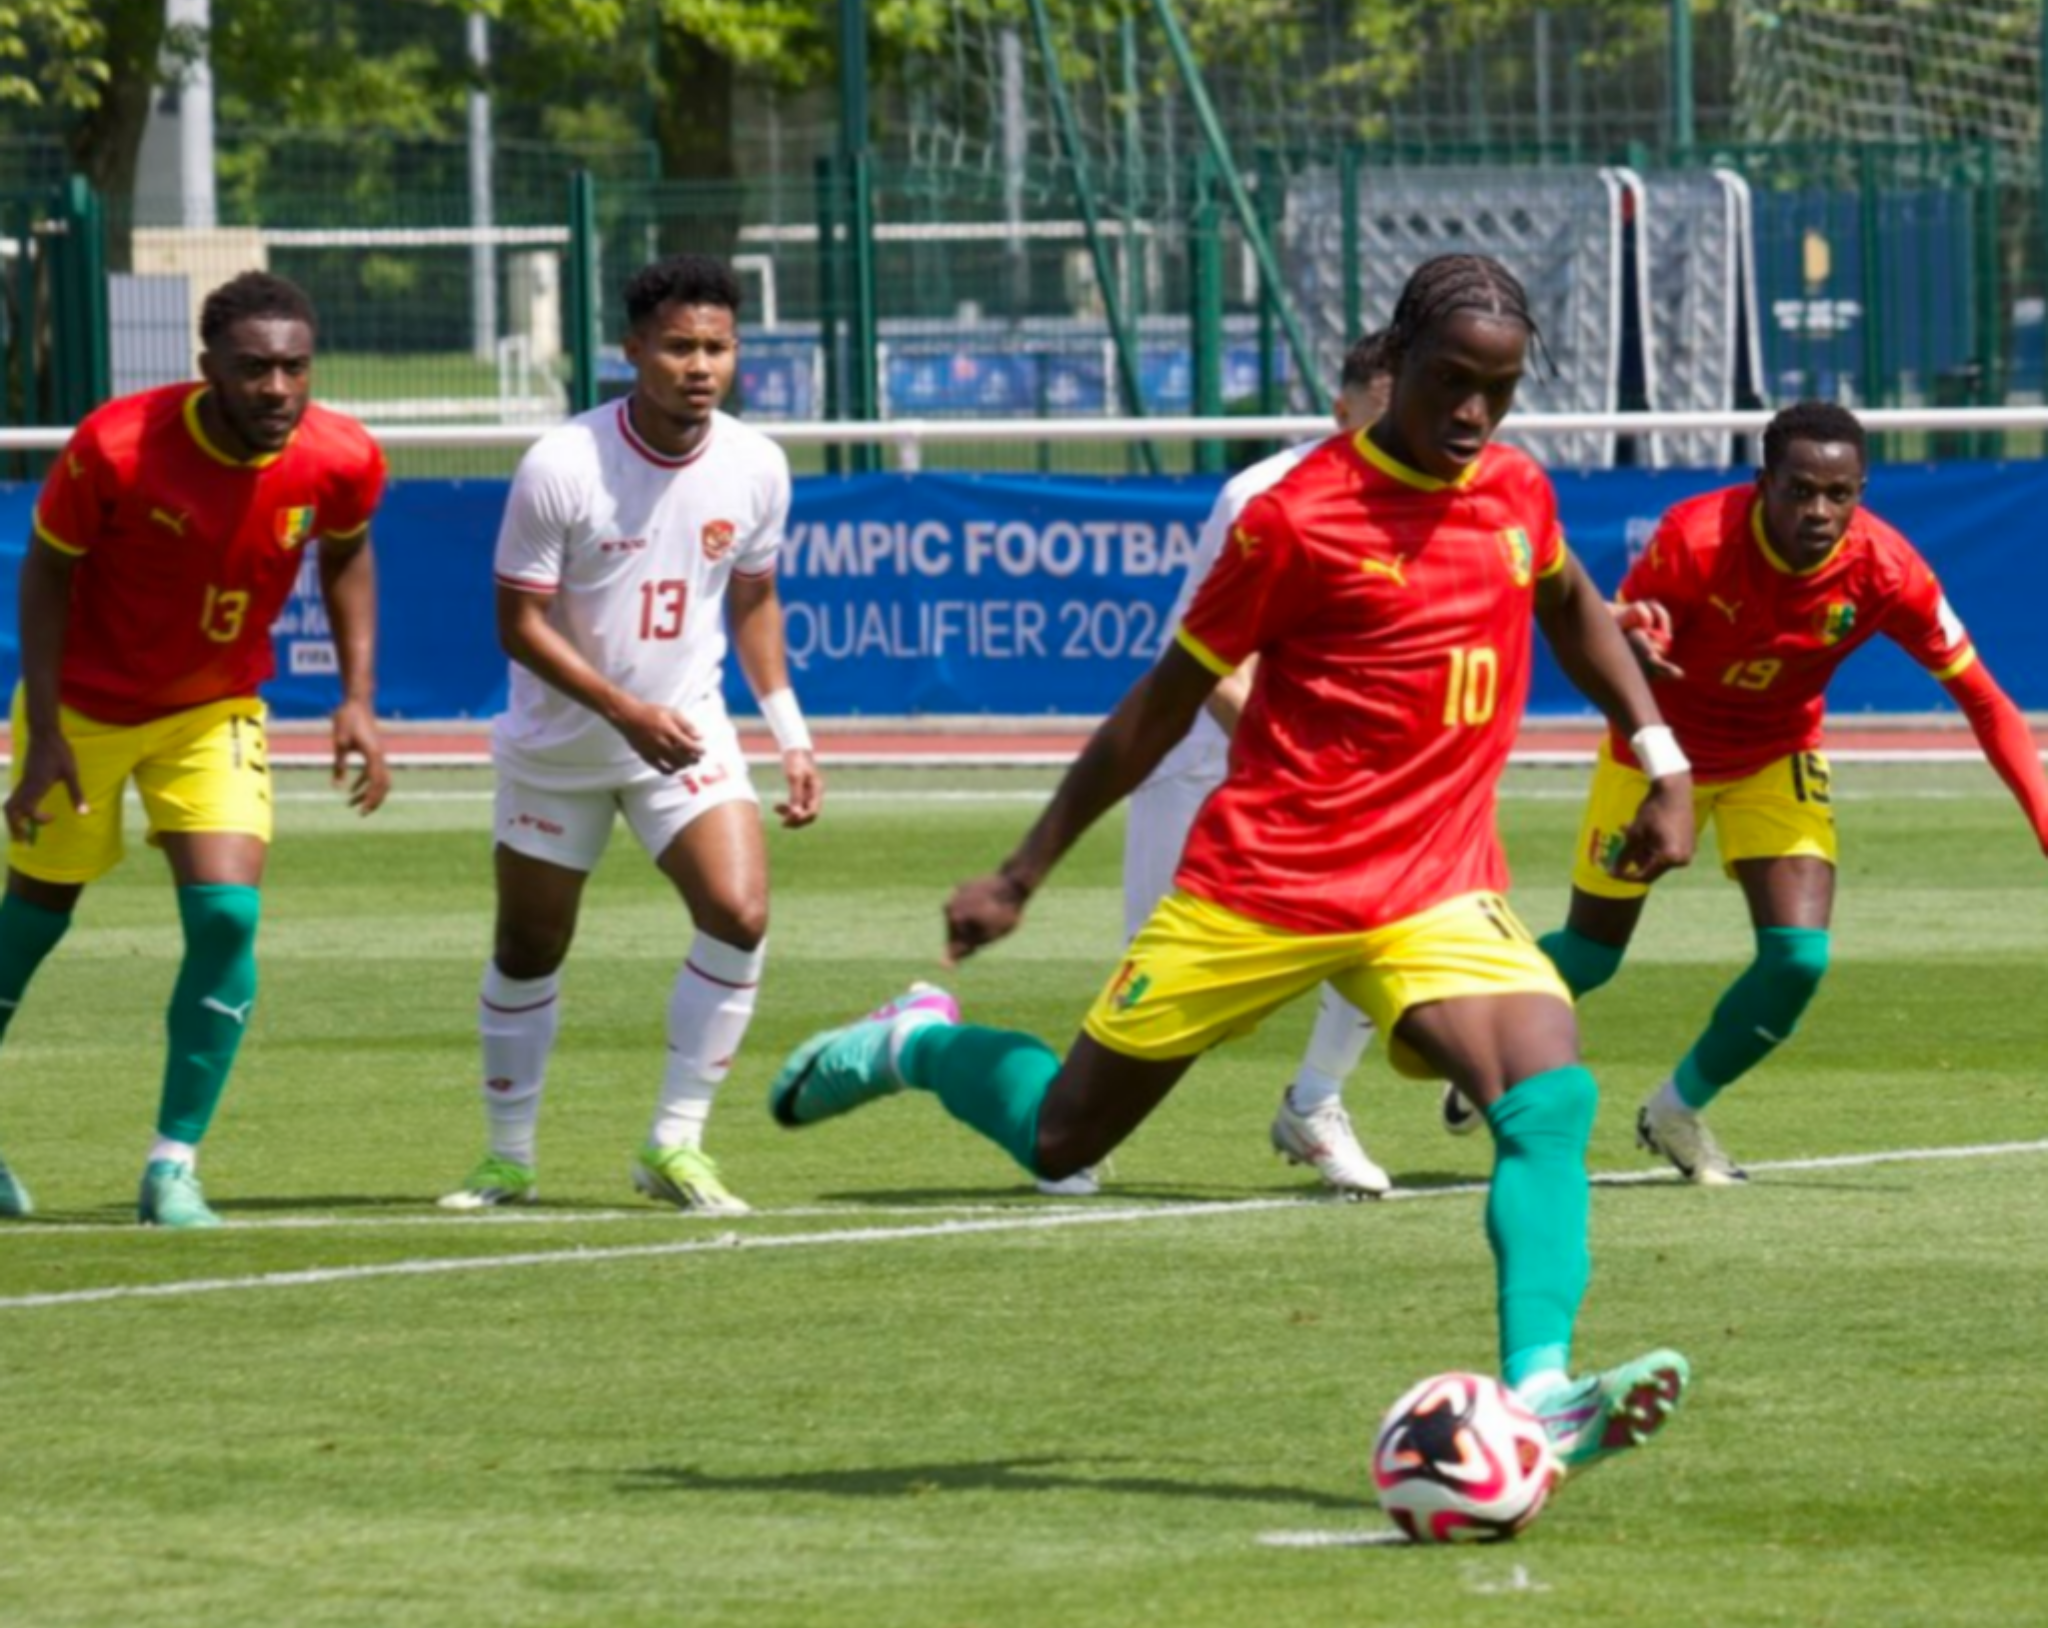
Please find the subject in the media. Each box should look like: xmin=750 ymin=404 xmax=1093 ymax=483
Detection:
xmin=616 ymin=1456 xmax=1361 ymax=1510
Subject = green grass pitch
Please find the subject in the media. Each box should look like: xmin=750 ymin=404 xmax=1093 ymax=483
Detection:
xmin=0 ymin=761 xmax=2042 ymax=1627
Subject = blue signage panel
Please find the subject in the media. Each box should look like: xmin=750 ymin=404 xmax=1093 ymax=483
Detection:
xmin=0 ymin=459 xmax=2041 ymax=723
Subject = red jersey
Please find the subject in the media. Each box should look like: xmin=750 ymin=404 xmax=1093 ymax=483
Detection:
xmin=1173 ymin=432 xmax=1567 ymax=935
xmin=1613 ymin=487 xmax=1973 ymax=781
xmin=32 ymin=383 xmax=386 ymax=725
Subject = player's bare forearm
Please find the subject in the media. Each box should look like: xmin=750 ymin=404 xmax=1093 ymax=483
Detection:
xmin=495 ymin=583 xmax=700 ymax=772
xmin=1536 ymin=555 xmax=1666 ymax=737
xmin=4 ymin=541 xmax=87 ymax=830
xmin=727 ymin=573 xmax=794 ymax=698
xmin=1000 ymin=646 xmax=1212 ymax=898
xmin=317 ymin=534 xmax=380 ymax=709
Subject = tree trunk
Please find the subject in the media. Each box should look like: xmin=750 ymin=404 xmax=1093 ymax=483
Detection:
xmin=650 ymin=19 xmax=741 ymax=261
xmin=63 ymin=0 xmax=169 ymax=270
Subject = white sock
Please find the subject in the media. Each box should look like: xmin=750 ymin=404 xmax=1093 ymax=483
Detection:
xmin=649 ymin=933 xmax=766 ymax=1150
xmin=479 ymin=964 xmax=560 ymax=1167
xmin=148 ymin=1137 xmax=197 ymax=1169
xmin=1288 ymin=985 xmax=1376 ymax=1112
xmin=1514 ymin=1368 xmax=1571 ymax=1403
xmin=1650 ymin=1077 xmax=1689 ymax=1119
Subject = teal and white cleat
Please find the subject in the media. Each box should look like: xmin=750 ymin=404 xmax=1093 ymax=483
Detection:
xmin=1523 ymin=1349 xmax=1691 ymax=1474
xmin=437 ymin=1155 xmax=538 ymax=1211
xmin=769 ymin=982 xmax=959 ymax=1129
xmin=633 ymin=1144 xmax=750 ymax=1216
xmin=138 ymin=1159 xmax=222 ymax=1229
xmin=0 ymin=1149 xmax=33 ymax=1218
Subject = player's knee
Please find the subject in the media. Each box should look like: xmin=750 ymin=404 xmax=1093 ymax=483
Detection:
xmin=694 ymin=895 xmax=768 ymax=951
xmin=176 ymin=884 xmax=261 ymax=958
xmin=1755 ymin=926 xmax=1830 ymax=1020
xmin=493 ymin=925 xmax=571 ymax=980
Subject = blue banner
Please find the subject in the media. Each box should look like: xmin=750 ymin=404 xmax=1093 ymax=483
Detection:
xmin=0 ymin=457 xmax=2042 ymax=721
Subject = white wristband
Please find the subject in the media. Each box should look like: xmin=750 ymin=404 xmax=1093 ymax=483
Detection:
xmin=1631 ymin=724 xmax=1690 ymax=781
xmin=759 ymin=688 xmax=812 ymax=755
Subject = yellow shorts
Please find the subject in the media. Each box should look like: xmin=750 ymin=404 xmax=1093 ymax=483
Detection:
xmin=8 ymin=692 xmax=273 ymax=884
xmin=1569 ymin=740 xmax=1837 ymax=900
xmin=1082 ymin=889 xmax=1569 ymax=1078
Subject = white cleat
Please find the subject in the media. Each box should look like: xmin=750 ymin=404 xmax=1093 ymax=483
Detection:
xmin=1636 ymin=1088 xmax=1747 ymax=1186
xmin=1034 ymin=1166 xmax=1101 ymax=1198
xmin=1270 ymin=1093 xmax=1391 ymax=1198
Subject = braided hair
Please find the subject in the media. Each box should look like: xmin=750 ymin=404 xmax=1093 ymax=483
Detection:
xmin=1381 ymin=254 xmax=1547 ymax=375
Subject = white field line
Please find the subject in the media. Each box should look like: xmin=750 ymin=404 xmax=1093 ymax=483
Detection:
xmin=1 ymin=1138 xmax=2041 ymax=1313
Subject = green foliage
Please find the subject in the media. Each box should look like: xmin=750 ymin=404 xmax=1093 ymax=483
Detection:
xmin=0 ymin=0 xmax=108 ymax=111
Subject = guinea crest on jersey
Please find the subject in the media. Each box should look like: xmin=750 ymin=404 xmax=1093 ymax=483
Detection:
xmin=491 ymin=403 xmax=790 ymax=787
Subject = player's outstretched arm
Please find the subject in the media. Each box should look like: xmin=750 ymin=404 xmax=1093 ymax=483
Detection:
xmin=2 ymin=539 xmax=87 ymax=840
xmin=317 ymin=531 xmax=390 ymax=814
xmin=944 ymin=644 xmax=1215 ymax=964
xmin=1942 ymin=660 xmax=2048 ymax=855
xmin=495 ymin=583 xmax=703 ymax=774
xmin=1536 ymin=554 xmax=1695 ymax=882
xmin=1613 ymin=598 xmax=1683 ymax=680
xmin=727 ymin=572 xmax=822 ymax=830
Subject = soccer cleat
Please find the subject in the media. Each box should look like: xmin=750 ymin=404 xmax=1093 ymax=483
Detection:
xmin=769 ymin=982 xmax=959 ymax=1129
xmin=1035 ymin=1166 xmax=1101 ymax=1198
xmin=437 ymin=1155 xmax=539 ymax=1211
xmin=1637 ymin=1090 xmax=1748 ymax=1186
xmin=1440 ymin=1084 xmax=1484 ymax=1137
xmin=1269 ymin=1093 xmax=1392 ymax=1198
xmin=633 ymin=1144 xmax=751 ymax=1216
xmin=137 ymin=1159 xmax=222 ymax=1229
xmin=1522 ymin=1349 xmax=1691 ymax=1474
xmin=0 ymin=1149 xmax=32 ymax=1218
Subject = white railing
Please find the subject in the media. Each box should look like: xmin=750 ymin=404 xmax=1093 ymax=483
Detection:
xmin=2 ymin=407 xmax=2043 ymax=469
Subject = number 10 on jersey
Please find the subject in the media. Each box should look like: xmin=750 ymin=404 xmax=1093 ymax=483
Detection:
xmin=1443 ymin=645 xmax=1500 ymax=726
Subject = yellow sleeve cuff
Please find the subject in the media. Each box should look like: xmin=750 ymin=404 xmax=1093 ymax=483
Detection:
xmin=1175 ymin=626 xmax=1236 ymax=678
xmin=1931 ymin=645 xmax=1978 ymax=684
xmin=32 ymin=517 xmax=85 ymax=557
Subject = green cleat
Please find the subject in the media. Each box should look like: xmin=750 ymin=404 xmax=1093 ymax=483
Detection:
xmin=768 ymin=983 xmax=959 ymax=1129
xmin=138 ymin=1159 xmax=222 ymax=1229
xmin=632 ymin=1144 xmax=750 ymax=1216
xmin=437 ymin=1155 xmax=538 ymax=1212
xmin=1524 ymin=1349 xmax=1690 ymax=1474
xmin=0 ymin=1149 xmax=33 ymax=1218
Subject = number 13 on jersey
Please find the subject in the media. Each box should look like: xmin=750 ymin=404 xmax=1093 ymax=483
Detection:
xmin=638 ymin=579 xmax=688 ymax=640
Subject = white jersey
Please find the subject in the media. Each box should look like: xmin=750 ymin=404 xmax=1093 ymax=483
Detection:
xmin=491 ymin=403 xmax=790 ymax=789
xmin=1144 ymin=438 xmax=1325 ymax=786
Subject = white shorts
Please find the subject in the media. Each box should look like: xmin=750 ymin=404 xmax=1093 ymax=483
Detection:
xmin=493 ymin=714 xmax=758 ymax=873
xmin=1123 ymin=767 xmax=1222 ymax=940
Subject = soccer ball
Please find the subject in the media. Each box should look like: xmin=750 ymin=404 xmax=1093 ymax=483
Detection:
xmin=1371 ymin=1372 xmax=1561 ymax=1544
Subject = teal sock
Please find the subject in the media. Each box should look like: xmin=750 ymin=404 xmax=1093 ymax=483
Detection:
xmin=1484 ymin=1066 xmax=1597 ymax=1388
xmin=0 ymin=893 xmax=73 ymax=1044
xmin=1674 ymin=926 xmax=1831 ymax=1111
xmin=897 ymin=1021 xmax=1060 ymax=1176
xmin=159 ymin=885 xmax=262 ymax=1144
xmin=1538 ymin=925 xmax=1626 ymax=999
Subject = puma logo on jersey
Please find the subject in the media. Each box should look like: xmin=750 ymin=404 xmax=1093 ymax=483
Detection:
xmin=201 ymin=995 xmax=255 ymax=1026
xmin=150 ymin=506 xmax=190 ymax=537
xmin=1358 ymin=555 xmax=1408 ymax=587
xmin=1230 ymin=524 xmax=1260 ymax=559
xmin=1709 ymin=594 xmax=1742 ymax=623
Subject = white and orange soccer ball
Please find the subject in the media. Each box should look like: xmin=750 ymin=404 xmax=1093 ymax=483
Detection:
xmin=1371 ymin=1371 xmax=1562 ymax=1544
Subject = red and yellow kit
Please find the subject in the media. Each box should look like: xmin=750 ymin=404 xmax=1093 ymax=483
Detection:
xmin=1612 ymin=487 xmax=1972 ymax=782
xmin=32 ymin=383 xmax=386 ymax=726
xmin=1173 ymin=432 xmax=1567 ymax=936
